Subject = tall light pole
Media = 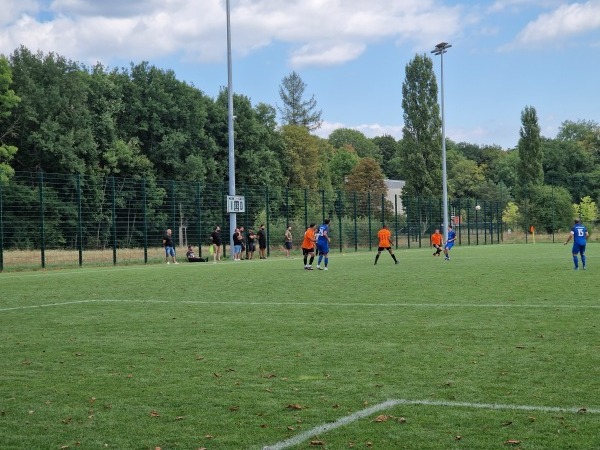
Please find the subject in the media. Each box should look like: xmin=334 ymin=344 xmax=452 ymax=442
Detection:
xmin=226 ymin=0 xmax=236 ymax=255
xmin=431 ymin=42 xmax=451 ymax=241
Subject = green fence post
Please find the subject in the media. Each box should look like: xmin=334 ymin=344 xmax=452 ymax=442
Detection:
xmin=0 ymin=177 xmax=4 ymax=272
xmin=111 ymin=176 xmax=117 ymax=265
xmin=285 ymin=187 xmax=289 ymax=227
xmin=353 ymin=192 xmax=358 ymax=252
xmin=367 ymin=192 xmax=372 ymax=251
xmin=197 ymin=182 xmax=203 ymax=257
xmin=39 ymin=171 xmax=46 ymax=269
xmin=337 ymin=190 xmax=343 ymax=253
xmin=77 ymin=174 xmax=83 ymax=267
xmin=265 ymin=185 xmax=270 ymax=257
xmin=321 ymin=190 xmax=325 ymax=223
xmin=394 ymin=194 xmax=399 ymax=249
xmin=142 ymin=179 xmax=148 ymax=263
xmin=304 ymin=189 xmax=308 ymax=230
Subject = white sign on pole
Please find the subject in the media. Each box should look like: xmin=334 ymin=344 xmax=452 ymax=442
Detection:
xmin=226 ymin=195 xmax=245 ymax=213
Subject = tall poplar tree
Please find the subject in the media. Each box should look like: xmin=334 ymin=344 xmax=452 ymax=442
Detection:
xmin=277 ymin=71 xmax=322 ymax=130
xmin=516 ymin=105 xmax=543 ymax=199
xmin=400 ymin=54 xmax=441 ymax=198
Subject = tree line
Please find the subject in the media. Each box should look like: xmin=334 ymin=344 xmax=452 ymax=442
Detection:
xmin=1 ymin=46 xmax=599 ymax=233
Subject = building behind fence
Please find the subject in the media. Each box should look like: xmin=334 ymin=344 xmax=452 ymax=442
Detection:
xmin=0 ymin=171 xmax=557 ymax=271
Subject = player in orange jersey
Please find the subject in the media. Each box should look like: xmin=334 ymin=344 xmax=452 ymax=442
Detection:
xmin=374 ymin=224 xmax=399 ymax=265
xmin=301 ymin=224 xmax=317 ymax=270
xmin=431 ymin=228 xmax=443 ymax=256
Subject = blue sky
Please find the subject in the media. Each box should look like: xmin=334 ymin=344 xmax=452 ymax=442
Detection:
xmin=1 ymin=0 xmax=600 ymax=149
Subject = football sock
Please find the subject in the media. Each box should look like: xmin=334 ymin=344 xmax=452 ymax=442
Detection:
xmin=324 ymin=257 xmax=328 ymax=267
xmin=374 ymin=254 xmax=380 ymax=264
xmin=304 ymin=255 xmax=308 ymax=265
xmin=392 ymin=254 xmax=398 ymax=262
xmin=309 ymin=256 xmax=314 ymax=265
xmin=318 ymin=255 xmax=323 ymax=265
xmin=573 ymin=255 xmax=578 ymax=268
xmin=581 ymin=255 xmax=586 ymax=267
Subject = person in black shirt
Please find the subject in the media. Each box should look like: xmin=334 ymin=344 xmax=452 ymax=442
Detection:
xmin=162 ymin=228 xmax=178 ymax=264
xmin=257 ymin=224 xmax=267 ymax=259
xmin=210 ymin=225 xmax=222 ymax=262
xmin=246 ymin=228 xmax=256 ymax=260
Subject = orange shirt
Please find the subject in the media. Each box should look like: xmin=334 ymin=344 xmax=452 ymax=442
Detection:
xmin=302 ymin=228 xmax=316 ymax=249
xmin=431 ymin=232 xmax=443 ymax=246
xmin=377 ymin=228 xmax=392 ymax=247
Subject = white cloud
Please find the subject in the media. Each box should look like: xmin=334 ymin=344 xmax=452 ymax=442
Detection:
xmin=0 ymin=0 xmax=463 ymax=67
xmin=514 ymin=1 xmax=600 ymax=46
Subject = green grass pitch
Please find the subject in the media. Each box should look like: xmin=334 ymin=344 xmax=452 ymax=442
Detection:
xmin=0 ymin=244 xmax=598 ymax=449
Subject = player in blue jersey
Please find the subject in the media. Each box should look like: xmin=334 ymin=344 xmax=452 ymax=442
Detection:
xmin=564 ymin=218 xmax=589 ymax=270
xmin=316 ymin=218 xmax=331 ymax=270
xmin=443 ymin=225 xmax=456 ymax=261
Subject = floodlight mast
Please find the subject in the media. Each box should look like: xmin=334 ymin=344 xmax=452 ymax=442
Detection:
xmin=431 ymin=42 xmax=452 ymax=242
xmin=226 ymin=0 xmax=236 ymax=255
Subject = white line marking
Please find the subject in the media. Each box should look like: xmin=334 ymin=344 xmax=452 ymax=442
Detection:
xmin=1 ymin=299 xmax=599 ymax=313
xmin=262 ymin=398 xmax=600 ymax=450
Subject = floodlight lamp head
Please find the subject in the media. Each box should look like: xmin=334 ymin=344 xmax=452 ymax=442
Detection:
xmin=432 ymin=42 xmax=452 ymax=55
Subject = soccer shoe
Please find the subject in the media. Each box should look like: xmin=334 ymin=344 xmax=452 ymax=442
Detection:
xmin=445 ymin=257 xmax=450 ymax=261
xmin=174 ymin=262 xmax=179 ymax=265
xmin=395 ymin=261 xmax=399 ymax=264
xmin=323 ymin=267 xmax=328 ymax=270
xmin=317 ymin=266 xmax=323 ymax=270
xmin=167 ymin=261 xmax=170 ymax=264
xmin=306 ymin=266 xmax=313 ymax=270
xmin=374 ymin=261 xmax=377 ymax=265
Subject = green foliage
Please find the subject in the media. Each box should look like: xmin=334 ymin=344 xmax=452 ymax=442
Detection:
xmin=401 ymin=54 xmax=441 ymax=198
xmin=574 ymin=196 xmax=598 ymax=225
xmin=344 ymin=157 xmax=390 ymax=219
xmin=328 ymin=145 xmax=360 ymax=189
xmin=519 ymin=184 xmax=572 ymax=233
xmin=328 ymin=128 xmax=382 ymax=162
xmin=280 ymin=125 xmax=319 ymax=188
xmin=502 ymin=201 xmax=520 ymax=230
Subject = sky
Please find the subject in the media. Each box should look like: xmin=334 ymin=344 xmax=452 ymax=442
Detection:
xmin=1 ymin=0 xmax=600 ymax=150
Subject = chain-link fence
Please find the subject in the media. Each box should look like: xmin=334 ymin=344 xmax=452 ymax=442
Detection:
xmin=0 ymin=171 xmax=553 ymax=271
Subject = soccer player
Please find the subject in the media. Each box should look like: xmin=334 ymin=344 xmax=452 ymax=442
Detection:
xmin=301 ymin=224 xmax=317 ymax=270
xmin=374 ymin=224 xmax=399 ymax=265
xmin=443 ymin=225 xmax=456 ymax=261
xmin=316 ymin=218 xmax=331 ymax=270
xmin=564 ymin=218 xmax=589 ymax=270
xmin=431 ymin=228 xmax=443 ymax=256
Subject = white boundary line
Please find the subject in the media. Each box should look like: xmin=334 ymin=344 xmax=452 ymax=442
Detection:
xmin=262 ymin=398 xmax=600 ymax=450
xmin=1 ymin=299 xmax=600 ymax=313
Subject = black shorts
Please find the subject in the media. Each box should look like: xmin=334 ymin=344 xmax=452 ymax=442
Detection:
xmin=247 ymin=243 xmax=256 ymax=252
xmin=302 ymin=247 xmax=314 ymax=255
xmin=378 ymin=246 xmax=391 ymax=252
xmin=284 ymin=242 xmax=293 ymax=250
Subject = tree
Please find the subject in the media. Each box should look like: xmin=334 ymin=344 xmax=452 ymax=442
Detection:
xmin=400 ymin=54 xmax=442 ymax=198
xmin=574 ymin=196 xmax=598 ymax=226
xmin=344 ymin=157 xmax=389 ymax=218
xmin=280 ymin=125 xmax=319 ymax=188
xmin=277 ymin=71 xmax=322 ymax=130
xmin=0 ymin=55 xmax=20 ymax=181
xmin=328 ymin=128 xmax=381 ymax=161
xmin=329 ymin=145 xmax=360 ymax=189
xmin=516 ymin=105 xmax=543 ymax=199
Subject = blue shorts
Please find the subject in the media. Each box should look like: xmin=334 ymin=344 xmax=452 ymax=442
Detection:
xmin=572 ymin=243 xmax=586 ymax=255
xmin=234 ymin=245 xmax=242 ymax=253
xmin=317 ymin=241 xmax=329 ymax=255
xmin=444 ymin=242 xmax=454 ymax=250
xmin=165 ymin=246 xmax=175 ymax=256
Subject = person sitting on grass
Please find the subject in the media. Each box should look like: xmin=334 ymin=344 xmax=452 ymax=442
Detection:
xmin=186 ymin=245 xmax=206 ymax=262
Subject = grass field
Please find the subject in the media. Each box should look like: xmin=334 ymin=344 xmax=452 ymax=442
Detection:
xmin=1 ymin=244 xmax=598 ymax=450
